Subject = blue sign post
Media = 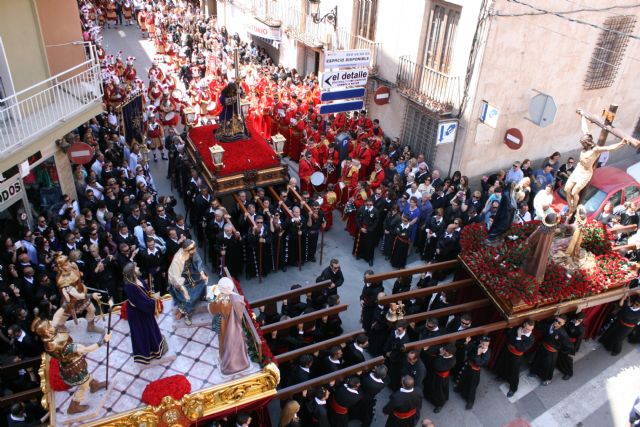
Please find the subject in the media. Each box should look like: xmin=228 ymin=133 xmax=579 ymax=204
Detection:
xmin=320 ymin=88 xmax=366 ymax=102
xmin=319 ymin=100 xmax=365 ymax=115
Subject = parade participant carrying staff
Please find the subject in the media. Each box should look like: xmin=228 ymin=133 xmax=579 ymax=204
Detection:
xmin=168 ymin=239 xmax=208 ymax=326
xmin=32 ymin=317 xmax=110 ymax=414
xmin=51 ymin=253 xmax=104 ymax=334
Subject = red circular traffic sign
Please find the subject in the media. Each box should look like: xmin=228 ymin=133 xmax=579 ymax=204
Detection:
xmin=374 ymin=86 xmax=391 ymax=105
xmin=67 ymin=142 xmax=95 ymax=164
xmin=504 ymin=128 xmax=524 ymax=150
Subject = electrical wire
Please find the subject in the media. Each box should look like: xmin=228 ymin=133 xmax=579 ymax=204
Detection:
xmin=493 ymin=0 xmax=640 ymax=41
xmin=494 ymin=1 xmax=640 ymax=17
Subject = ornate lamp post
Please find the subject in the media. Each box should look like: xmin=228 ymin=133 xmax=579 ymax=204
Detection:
xmin=308 ymin=0 xmax=337 ymax=30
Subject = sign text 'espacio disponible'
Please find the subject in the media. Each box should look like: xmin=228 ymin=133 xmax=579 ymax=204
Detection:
xmin=323 ymin=49 xmax=371 ymax=69
xmin=321 ymin=69 xmax=369 ymax=89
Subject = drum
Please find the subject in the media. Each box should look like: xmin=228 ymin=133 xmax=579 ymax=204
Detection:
xmin=171 ymin=89 xmax=183 ymax=103
xmin=311 ymin=171 xmax=325 ymax=187
xmin=162 ymin=111 xmax=179 ymax=127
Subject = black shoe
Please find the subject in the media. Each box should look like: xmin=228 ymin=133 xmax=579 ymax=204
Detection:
xmin=465 ymin=402 xmax=473 ymax=410
xmin=282 ymin=266 xmax=287 ymax=272
xmin=433 ymin=406 xmax=442 ymax=413
xmin=368 ymin=259 xmax=374 ymax=266
xmin=562 ymin=374 xmax=572 ymax=381
xmin=527 ymin=372 xmax=537 ymax=378
xmin=611 ymin=351 xmax=620 ymax=356
xmin=506 ymin=390 xmax=515 ymax=398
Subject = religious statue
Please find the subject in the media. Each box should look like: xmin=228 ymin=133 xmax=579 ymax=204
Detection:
xmin=122 ymin=263 xmax=168 ymax=364
xmin=31 ymin=318 xmax=110 ymax=414
xmin=565 ymin=205 xmax=588 ymax=260
xmin=564 ymin=110 xmax=628 ymax=217
xmin=522 ymin=212 xmax=561 ymax=284
xmin=207 ymin=277 xmax=250 ymax=375
xmin=168 ymin=240 xmax=208 ymax=325
xmin=52 ymin=253 xmax=103 ymax=333
xmin=215 ymin=81 xmax=249 ymax=141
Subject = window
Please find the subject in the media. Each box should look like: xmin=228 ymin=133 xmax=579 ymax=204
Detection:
xmin=423 ymin=2 xmax=460 ymax=73
xmin=584 ymin=15 xmax=636 ymax=90
xmin=354 ymin=0 xmax=377 ymax=41
xmin=625 ymin=185 xmax=640 ymax=203
xmin=402 ymin=104 xmax=440 ymax=164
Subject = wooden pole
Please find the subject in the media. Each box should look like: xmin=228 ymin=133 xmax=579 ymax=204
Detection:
xmin=596 ymin=104 xmax=618 ymax=147
xmin=577 ymin=108 xmax=640 ymax=148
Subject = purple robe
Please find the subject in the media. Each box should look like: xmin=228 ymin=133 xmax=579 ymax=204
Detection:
xmin=124 ymin=281 xmax=167 ymax=364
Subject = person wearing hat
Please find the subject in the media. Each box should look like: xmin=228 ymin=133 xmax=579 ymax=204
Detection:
xmin=556 ymin=311 xmax=586 ymax=380
xmin=424 ymin=343 xmax=457 ymax=413
xmin=455 ymin=336 xmax=491 ymax=410
xmin=208 ymin=277 xmax=251 ymax=375
xmin=167 ymin=239 xmax=208 ymax=325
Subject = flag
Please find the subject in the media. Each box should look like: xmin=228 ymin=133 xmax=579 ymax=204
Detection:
xmin=121 ymin=94 xmax=144 ymax=144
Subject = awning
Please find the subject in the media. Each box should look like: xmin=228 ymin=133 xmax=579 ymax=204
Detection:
xmin=246 ymin=17 xmax=282 ymax=42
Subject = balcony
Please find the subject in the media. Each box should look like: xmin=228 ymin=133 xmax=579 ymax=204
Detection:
xmin=0 ymin=59 xmax=102 ymax=156
xmin=335 ymin=28 xmax=381 ymax=75
xmin=396 ymin=55 xmax=461 ymax=114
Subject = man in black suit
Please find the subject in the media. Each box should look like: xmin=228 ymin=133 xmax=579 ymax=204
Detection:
xmin=383 ymin=375 xmax=422 ymax=427
xmin=360 ymin=270 xmax=383 ymax=333
xmin=315 ymin=346 xmax=343 ymax=377
xmin=7 ymin=325 xmax=41 ymax=359
xmin=153 ymin=204 xmax=175 ymax=239
xmin=353 ymin=198 xmax=379 ymax=266
xmin=316 ymin=259 xmax=344 ymax=297
xmin=401 ymin=349 xmax=426 ymax=390
xmin=356 ymin=365 xmax=388 ymax=427
xmin=328 ymin=376 xmax=362 ymax=427
xmin=343 ymin=334 xmax=369 ymax=367
xmin=287 ymin=354 xmax=313 ymax=387
xmin=303 ymin=387 xmax=330 ymax=427
xmin=384 ymin=320 xmax=411 ymax=391
xmin=7 ymin=402 xmax=40 ymax=427
xmin=434 ymin=223 xmax=460 ymax=262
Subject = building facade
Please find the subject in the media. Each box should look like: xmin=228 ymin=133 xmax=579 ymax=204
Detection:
xmin=0 ymin=0 xmax=103 ymax=230
xmin=210 ymin=0 xmax=640 ymax=177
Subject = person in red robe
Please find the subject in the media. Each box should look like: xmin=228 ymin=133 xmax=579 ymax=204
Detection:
xmin=321 ymin=184 xmax=338 ymax=231
xmin=351 ymin=139 xmax=373 ymax=180
xmin=338 ymin=158 xmax=359 ymax=207
xmin=325 ymin=144 xmax=340 ymax=186
xmin=289 ymin=113 xmax=306 ymax=162
xmin=368 ymin=161 xmax=386 ymax=190
xmin=299 ymin=151 xmax=314 ymax=194
xmin=344 ymin=182 xmax=368 ymax=237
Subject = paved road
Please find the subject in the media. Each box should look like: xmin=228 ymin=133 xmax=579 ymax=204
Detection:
xmin=101 ymin=24 xmax=640 ymax=427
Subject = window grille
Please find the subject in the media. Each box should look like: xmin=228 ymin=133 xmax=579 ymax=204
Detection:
xmin=584 ymin=15 xmax=636 ymax=90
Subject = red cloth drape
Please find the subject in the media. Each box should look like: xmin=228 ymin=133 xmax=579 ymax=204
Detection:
xmin=581 ymin=302 xmax=614 ymax=339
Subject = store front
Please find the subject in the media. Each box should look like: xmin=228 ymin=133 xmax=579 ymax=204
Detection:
xmin=0 ymin=148 xmax=65 ymax=236
xmin=246 ymin=17 xmax=282 ymax=64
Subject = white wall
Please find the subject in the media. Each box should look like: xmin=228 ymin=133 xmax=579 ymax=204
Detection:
xmin=455 ymin=0 xmax=640 ymax=176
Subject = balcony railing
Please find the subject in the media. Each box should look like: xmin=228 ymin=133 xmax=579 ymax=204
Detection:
xmin=264 ymin=2 xmax=333 ymax=48
xmin=335 ymin=28 xmax=380 ymax=75
xmin=396 ymin=55 xmax=460 ymax=114
xmin=0 ymin=59 xmax=102 ymax=155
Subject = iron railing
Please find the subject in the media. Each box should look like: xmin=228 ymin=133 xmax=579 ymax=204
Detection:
xmin=335 ymin=28 xmax=380 ymax=74
xmin=396 ymin=55 xmax=460 ymax=114
xmin=0 ymin=58 xmax=103 ymax=155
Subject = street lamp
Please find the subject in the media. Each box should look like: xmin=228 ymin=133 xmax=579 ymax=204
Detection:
xmin=308 ymin=0 xmax=337 ymax=30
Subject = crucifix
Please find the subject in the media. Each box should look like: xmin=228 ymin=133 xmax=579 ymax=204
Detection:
xmin=563 ymin=107 xmax=637 ymax=218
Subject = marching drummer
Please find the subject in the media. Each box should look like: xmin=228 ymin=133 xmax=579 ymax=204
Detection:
xmin=159 ymin=88 xmax=179 ymax=129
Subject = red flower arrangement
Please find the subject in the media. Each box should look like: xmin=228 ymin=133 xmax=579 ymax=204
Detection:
xmin=141 ymin=374 xmax=191 ymax=406
xmin=230 ymin=277 xmax=277 ymax=366
xmin=49 ymin=358 xmax=70 ymax=391
xmin=460 ymin=219 xmax=634 ymax=308
xmin=459 ymin=222 xmax=488 ymax=253
xmin=581 ymin=221 xmax=614 ymax=255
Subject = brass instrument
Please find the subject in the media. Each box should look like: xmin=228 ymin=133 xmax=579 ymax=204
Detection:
xmin=386 ymin=301 xmax=406 ymax=323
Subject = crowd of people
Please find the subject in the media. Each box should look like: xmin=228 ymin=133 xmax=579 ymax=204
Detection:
xmin=0 ymin=0 xmax=639 ymax=426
